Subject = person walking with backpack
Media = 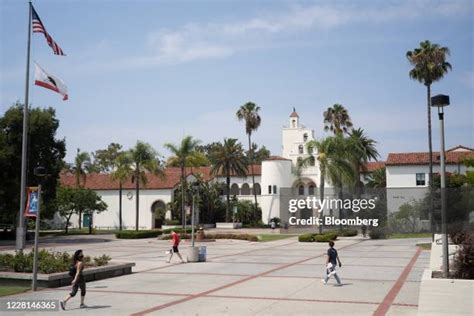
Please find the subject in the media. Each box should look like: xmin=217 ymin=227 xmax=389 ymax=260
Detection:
xmin=61 ymin=249 xmax=87 ymax=310
xmin=166 ymin=230 xmax=185 ymax=263
xmin=322 ymin=240 xmax=342 ymax=286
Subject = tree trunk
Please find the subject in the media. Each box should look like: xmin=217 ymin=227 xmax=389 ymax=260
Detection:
xmin=319 ymin=171 xmax=325 ymax=234
xmin=119 ymin=182 xmax=122 ymax=230
xmin=65 ymin=212 xmax=73 ymax=234
xmin=248 ymin=133 xmax=258 ymax=211
xmin=427 ymin=84 xmax=433 ymax=187
xmin=135 ymin=169 xmax=139 ymax=231
xmin=88 ymin=213 xmax=92 ymax=234
xmin=78 ymin=210 xmax=82 ymax=229
xmin=226 ymin=175 xmax=231 ymax=222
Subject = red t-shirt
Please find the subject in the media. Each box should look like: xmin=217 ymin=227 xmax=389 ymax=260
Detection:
xmin=172 ymin=233 xmax=180 ymax=247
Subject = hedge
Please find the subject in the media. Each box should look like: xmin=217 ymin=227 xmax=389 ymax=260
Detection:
xmin=115 ymin=230 xmax=162 ymax=239
xmin=339 ymin=229 xmax=358 ymax=237
xmin=298 ymin=232 xmax=338 ymax=243
xmin=161 ymin=232 xmax=259 ymax=242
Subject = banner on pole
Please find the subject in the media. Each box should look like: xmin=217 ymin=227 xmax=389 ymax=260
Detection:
xmin=24 ymin=187 xmax=39 ymax=218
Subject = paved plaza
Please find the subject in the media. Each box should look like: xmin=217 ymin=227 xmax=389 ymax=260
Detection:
xmin=2 ymin=235 xmax=430 ymax=315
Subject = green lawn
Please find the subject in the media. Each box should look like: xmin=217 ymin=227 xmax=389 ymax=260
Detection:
xmin=0 ymin=286 xmax=30 ymax=297
xmin=40 ymin=228 xmax=119 ymax=237
xmin=257 ymin=234 xmax=297 ymax=242
xmin=389 ymin=232 xmax=432 ymax=239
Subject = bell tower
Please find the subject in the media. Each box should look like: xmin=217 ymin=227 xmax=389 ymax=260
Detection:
xmin=289 ymin=107 xmax=299 ymax=128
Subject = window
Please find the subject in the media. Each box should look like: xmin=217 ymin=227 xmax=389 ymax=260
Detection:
xmin=268 ymin=185 xmax=272 ymax=194
xmin=308 ymin=146 xmax=313 ymax=154
xmin=303 ymin=133 xmax=308 ymax=142
xmin=253 ymin=183 xmax=261 ymax=195
xmin=230 ymin=183 xmax=240 ymax=195
xmin=273 ymin=185 xmax=277 ymax=194
xmin=298 ymin=145 xmax=304 ymax=154
xmin=298 ymin=185 xmax=305 ymax=196
xmin=308 ymin=184 xmax=315 ymax=195
xmin=241 ymin=183 xmax=251 ymax=195
xmin=416 ymin=173 xmax=426 ymax=186
xmin=309 ymin=156 xmax=315 ymax=166
xmin=292 ymin=119 xmax=296 ymax=128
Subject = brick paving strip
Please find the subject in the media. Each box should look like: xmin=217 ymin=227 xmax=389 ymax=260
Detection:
xmin=372 ymin=247 xmax=422 ymax=316
xmin=130 ymin=240 xmax=364 ymax=315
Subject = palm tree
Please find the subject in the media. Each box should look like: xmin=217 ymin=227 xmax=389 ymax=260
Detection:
xmin=307 ymin=136 xmax=354 ymax=232
xmin=236 ymin=102 xmax=262 ymax=212
xmin=210 ymin=138 xmax=248 ymax=221
xmin=111 ymin=152 xmax=133 ymax=230
xmin=406 ymin=40 xmax=452 ymax=187
xmin=130 ymin=141 xmax=164 ymax=231
xmin=164 ymin=136 xmax=207 ymax=227
xmin=366 ymin=168 xmax=386 ymax=189
xmin=69 ymin=148 xmax=92 ymax=229
xmin=323 ymin=104 xmax=353 ymax=135
xmin=347 ymin=128 xmax=379 ymax=194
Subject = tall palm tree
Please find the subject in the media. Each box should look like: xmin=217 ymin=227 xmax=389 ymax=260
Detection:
xmin=406 ymin=40 xmax=452 ymax=187
xmin=164 ymin=136 xmax=207 ymax=227
xmin=130 ymin=141 xmax=164 ymax=231
xmin=307 ymin=136 xmax=354 ymax=232
xmin=69 ymin=148 xmax=92 ymax=229
xmin=236 ymin=102 xmax=262 ymax=212
xmin=210 ymin=138 xmax=248 ymax=222
xmin=323 ymin=104 xmax=353 ymax=135
xmin=348 ymin=128 xmax=379 ymax=194
xmin=111 ymin=152 xmax=133 ymax=230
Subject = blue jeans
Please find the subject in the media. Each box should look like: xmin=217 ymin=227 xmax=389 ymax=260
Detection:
xmin=324 ymin=263 xmax=342 ymax=284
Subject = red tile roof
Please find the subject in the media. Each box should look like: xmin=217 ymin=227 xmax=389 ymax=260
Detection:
xmin=360 ymin=161 xmax=385 ymax=173
xmin=386 ymin=151 xmax=474 ymax=166
xmin=60 ymin=165 xmax=261 ymax=190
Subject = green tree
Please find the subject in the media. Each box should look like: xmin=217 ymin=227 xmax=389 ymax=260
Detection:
xmin=236 ymin=102 xmax=262 ymax=212
xmin=92 ymin=143 xmax=123 ymax=173
xmin=56 ymin=187 xmax=107 ymax=234
xmin=110 ymin=151 xmax=133 ymax=230
xmin=406 ymin=40 xmax=452 ymax=187
xmin=347 ymin=128 xmax=379 ymax=193
xmin=165 ymin=136 xmax=207 ymax=227
xmin=247 ymin=143 xmax=271 ymax=164
xmin=130 ymin=141 xmax=164 ymax=231
xmin=323 ymin=104 xmax=353 ymax=135
xmin=366 ymin=168 xmax=386 ymax=188
xmin=210 ymin=138 xmax=248 ymax=221
xmin=0 ymin=104 xmax=66 ymax=226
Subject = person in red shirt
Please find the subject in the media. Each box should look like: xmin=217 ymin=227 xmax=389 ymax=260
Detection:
xmin=166 ymin=231 xmax=185 ymax=263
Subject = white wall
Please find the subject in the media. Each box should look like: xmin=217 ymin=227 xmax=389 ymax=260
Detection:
xmin=386 ymin=164 xmax=471 ymax=188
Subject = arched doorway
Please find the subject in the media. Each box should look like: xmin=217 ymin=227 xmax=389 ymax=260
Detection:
xmin=151 ymin=200 xmax=166 ymax=229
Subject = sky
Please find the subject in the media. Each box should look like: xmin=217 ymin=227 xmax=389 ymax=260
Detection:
xmin=1 ymin=0 xmax=473 ymax=163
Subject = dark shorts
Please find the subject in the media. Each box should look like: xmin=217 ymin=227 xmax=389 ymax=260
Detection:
xmin=172 ymin=246 xmax=179 ymax=253
xmin=70 ymin=279 xmax=86 ymax=297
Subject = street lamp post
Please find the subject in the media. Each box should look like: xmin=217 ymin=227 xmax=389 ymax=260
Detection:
xmin=431 ymin=94 xmax=450 ymax=278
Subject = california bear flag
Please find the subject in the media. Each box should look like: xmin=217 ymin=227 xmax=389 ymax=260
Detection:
xmin=34 ymin=62 xmax=68 ymax=100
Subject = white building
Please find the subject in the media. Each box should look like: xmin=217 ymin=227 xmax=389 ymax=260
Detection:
xmin=59 ymin=110 xmax=473 ymax=229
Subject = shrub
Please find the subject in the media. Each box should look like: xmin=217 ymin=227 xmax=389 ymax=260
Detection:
xmin=164 ymin=219 xmax=180 ymax=225
xmin=339 ymin=229 xmax=358 ymax=237
xmin=452 ymin=232 xmax=474 ymax=279
xmin=234 ymin=200 xmax=262 ymax=226
xmin=94 ymin=254 xmax=111 ymax=266
xmin=369 ymin=227 xmax=389 ymax=239
xmin=162 ymin=228 xmax=192 ymax=234
xmin=0 ymin=254 xmax=14 ymax=271
xmin=115 ymin=230 xmax=162 ymax=239
xmin=270 ymin=217 xmax=281 ymax=226
xmin=298 ymin=233 xmax=314 ymax=242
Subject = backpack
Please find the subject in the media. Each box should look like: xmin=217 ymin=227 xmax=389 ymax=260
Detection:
xmin=69 ymin=264 xmax=76 ymax=277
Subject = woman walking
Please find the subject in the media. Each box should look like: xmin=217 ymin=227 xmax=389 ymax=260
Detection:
xmin=60 ymin=249 xmax=87 ymax=310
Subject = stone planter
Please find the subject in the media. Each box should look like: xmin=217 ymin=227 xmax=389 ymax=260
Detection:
xmin=0 ymin=262 xmax=135 ymax=288
xmin=216 ymin=222 xmax=242 ymax=229
xmin=187 ymin=247 xmax=199 ymax=262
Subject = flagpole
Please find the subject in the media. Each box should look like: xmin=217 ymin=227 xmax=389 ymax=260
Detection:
xmin=16 ymin=0 xmax=32 ymax=251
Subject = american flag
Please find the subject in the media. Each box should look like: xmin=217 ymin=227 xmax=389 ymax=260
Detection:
xmin=31 ymin=5 xmax=65 ymax=56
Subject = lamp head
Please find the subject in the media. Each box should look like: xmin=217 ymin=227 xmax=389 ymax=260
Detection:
xmin=33 ymin=166 xmax=47 ymax=177
xmin=431 ymin=94 xmax=450 ymax=108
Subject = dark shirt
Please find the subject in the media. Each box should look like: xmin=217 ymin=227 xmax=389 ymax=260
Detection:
xmin=327 ymin=248 xmax=338 ymax=265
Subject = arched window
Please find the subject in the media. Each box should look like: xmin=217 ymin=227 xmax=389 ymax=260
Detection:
xmin=273 ymin=185 xmax=278 ymax=194
xmin=298 ymin=145 xmax=304 ymax=154
xmin=298 ymin=185 xmax=305 ymax=196
xmin=268 ymin=185 xmax=272 ymax=194
xmin=241 ymin=183 xmax=251 ymax=195
xmin=253 ymin=183 xmax=261 ymax=195
xmin=309 ymin=156 xmax=315 ymax=166
xmin=303 ymin=133 xmax=308 ymax=142
xmin=220 ymin=184 xmax=227 ymax=196
xmin=308 ymin=183 xmax=316 ymax=195
xmin=292 ymin=119 xmax=296 ymax=128
xmin=308 ymin=146 xmax=313 ymax=154
xmin=230 ymin=183 xmax=240 ymax=195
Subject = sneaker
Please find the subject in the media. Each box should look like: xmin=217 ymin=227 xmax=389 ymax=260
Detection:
xmin=165 ymin=260 xmax=170 ymax=263
xmin=321 ymin=279 xmax=327 ymax=285
xmin=335 ymin=283 xmax=343 ymax=287
xmin=80 ymin=304 xmax=87 ymax=308
xmin=60 ymin=301 xmax=65 ymax=311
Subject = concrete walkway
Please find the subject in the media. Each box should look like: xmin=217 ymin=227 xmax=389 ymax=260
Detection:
xmin=1 ymin=236 xmax=430 ymax=315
